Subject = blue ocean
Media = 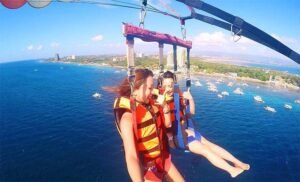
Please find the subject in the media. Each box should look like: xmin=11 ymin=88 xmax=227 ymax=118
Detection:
xmin=243 ymin=63 xmax=300 ymax=75
xmin=1 ymin=60 xmax=300 ymax=181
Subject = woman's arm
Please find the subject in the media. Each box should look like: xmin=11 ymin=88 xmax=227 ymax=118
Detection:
xmin=163 ymin=104 xmax=171 ymax=128
xmin=183 ymin=91 xmax=195 ymax=115
xmin=119 ymin=112 xmax=144 ymax=182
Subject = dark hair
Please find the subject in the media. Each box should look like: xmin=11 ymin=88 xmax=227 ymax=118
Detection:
xmin=162 ymin=71 xmax=174 ymax=79
xmin=156 ymin=70 xmax=176 ymax=89
xmin=162 ymin=70 xmax=177 ymax=82
xmin=104 ymin=68 xmax=153 ymax=97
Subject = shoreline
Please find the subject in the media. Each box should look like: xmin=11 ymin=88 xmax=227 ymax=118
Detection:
xmin=50 ymin=60 xmax=300 ymax=91
xmin=189 ymin=71 xmax=300 ymax=91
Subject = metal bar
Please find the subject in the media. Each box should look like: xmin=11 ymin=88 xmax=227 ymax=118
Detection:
xmin=123 ymin=23 xmax=192 ymax=49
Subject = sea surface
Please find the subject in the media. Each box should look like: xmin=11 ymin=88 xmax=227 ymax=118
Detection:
xmin=243 ymin=62 xmax=300 ymax=75
xmin=1 ymin=60 xmax=300 ymax=181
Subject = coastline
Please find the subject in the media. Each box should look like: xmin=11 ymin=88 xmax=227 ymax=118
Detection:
xmin=190 ymin=71 xmax=300 ymax=91
xmin=49 ymin=59 xmax=300 ymax=91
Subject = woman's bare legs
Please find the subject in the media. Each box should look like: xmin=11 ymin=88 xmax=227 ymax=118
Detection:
xmin=188 ymin=140 xmax=244 ymax=178
xmin=201 ymin=137 xmax=250 ymax=170
xmin=165 ymin=162 xmax=185 ymax=182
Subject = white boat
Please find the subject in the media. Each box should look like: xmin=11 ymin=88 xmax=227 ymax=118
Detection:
xmin=295 ymin=99 xmax=300 ymax=104
xmin=216 ymin=79 xmax=222 ymax=84
xmin=92 ymin=92 xmax=102 ymax=99
xmin=242 ymin=83 xmax=248 ymax=86
xmin=208 ymin=87 xmax=218 ymax=92
xmin=264 ymin=106 xmax=276 ymax=113
xmin=227 ymin=82 xmax=234 ymax=87
xmin=217 ymin=94 xmax=223 ymax=98
xmin=233 ymin=88 xmax=244 ymax=95
xmin=254 ymin=95 xmax=263 ymax=102
xmin=208 ymin=85 xmax=218 ymax=92
xmin=194 ymin=81 xmax=202 ymax=87
xmin=206 ymin=82 xmax=213 ymax=86
xmin=217 ymin=79 xmax=223 ymax=83
xmin=221 ymin=91 xmax=229 ymax=96
xmin=284 ymin=104 xmax=292 ymax=110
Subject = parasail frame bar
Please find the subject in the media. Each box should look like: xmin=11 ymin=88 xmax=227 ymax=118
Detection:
xmin=123 ymin=23 xmax=192 ymax=49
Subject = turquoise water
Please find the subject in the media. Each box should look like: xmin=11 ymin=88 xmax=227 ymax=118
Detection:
xmin=0 ymin=60 xmax=299 ymax=181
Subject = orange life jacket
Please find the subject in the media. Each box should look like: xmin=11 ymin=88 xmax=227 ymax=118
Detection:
xmin=152 ymin=88 xmax=185 ymax=125
xmin=165 ymin=94 xmax=185 ymax=126
xmin=161 ymin=90 xmax=189 ymax=149
xmin=113 ymin=96 xmax=169 ymax=165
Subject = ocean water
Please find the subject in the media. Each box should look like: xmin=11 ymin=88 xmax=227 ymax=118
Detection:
xmin=0 ymin=60 xmax=299 ymax=181
xmin=243 ymin=63 xmax=300 ymax=75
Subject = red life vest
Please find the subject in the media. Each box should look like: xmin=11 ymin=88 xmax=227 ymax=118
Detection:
xmin=113 ymin=97 xmax=170 ymax=180
xmin=165 ymin=94 xmax=185 ymax=126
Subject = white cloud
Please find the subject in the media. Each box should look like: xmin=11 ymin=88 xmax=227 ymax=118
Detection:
xmin=193 ymin=31 xmax=228 ymax=45
xmin=192 ymin=31 xmax=260 ymax=47
xmin=50 ymin=42 xmax=60 ymax=48
xmin=270 ymin=34 xmax=300 ymax=54
xmin=27 ymin=45 xmax=33 ymax=51
xmin=92 ymin=35 xmax=104 ymax=41
xmin=235 ymin=36 xmax=256 ymax=45
xmin=27 ymin=44 xmax=43 ymax=51
xmin=192 ymin=31 xmax=272 ymax=54
xmin=271 ymin=34 xmax=299 ymax=44
xmin=192 ymin=32 xmax=299 ymax=61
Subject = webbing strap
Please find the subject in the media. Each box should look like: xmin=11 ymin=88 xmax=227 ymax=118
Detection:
xmin=184 ymin=46 xmax=196 ymax=130
xmin=173 ymin=83 xmax=187 ymax=149
xmin=176 ymin=0 xmax=300 ymax=64
xmin=144 ymin=102 xmax=165 ymax=171
xmin=130 ymin=97 xmax=138 ymax=140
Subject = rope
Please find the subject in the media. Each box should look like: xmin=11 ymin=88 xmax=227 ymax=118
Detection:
xmin=50 ymin=0 xmax=142 ymax=10
xmin=146 ymin=2 xmax=181 ymax=19
xmin=158 ymin=0 xmax=181 ymax=17
xmin=139 ymin=1 xmax=147 ymax=28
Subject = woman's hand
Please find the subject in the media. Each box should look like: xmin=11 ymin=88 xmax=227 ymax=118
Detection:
xmin=156 ymin=87 xmax=172 ymax=106
xmin=183 ymin=91 xmax=193 ymax=100
xmin=156 ymin=94 xmax=166 ymax=106
xmin=164 ymin=87 xmax=173 ymax=95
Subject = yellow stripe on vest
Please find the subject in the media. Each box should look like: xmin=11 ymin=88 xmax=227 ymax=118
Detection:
xmin=114 ymin=97 xmax=162 ymax=159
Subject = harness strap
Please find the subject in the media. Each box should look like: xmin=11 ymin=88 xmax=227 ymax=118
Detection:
xmin=184 ymin=46 xmax=197 ymax=136
xmin=173 ymin=84 xmax=188 ymax=149
xmin=144 ymin=103 xmax=166 ymax=173
xmin=130 ymin=97 xmax=138 ymax=140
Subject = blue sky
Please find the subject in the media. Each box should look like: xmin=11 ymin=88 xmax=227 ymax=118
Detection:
xmin=1 ymin=0 xmax=300 ymax=66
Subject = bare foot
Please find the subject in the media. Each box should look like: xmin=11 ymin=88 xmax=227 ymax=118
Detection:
xmin=230 ymin=167 xmax=244 ymax=178
xmin=235 ymin=162 xmax=250 ymax=170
